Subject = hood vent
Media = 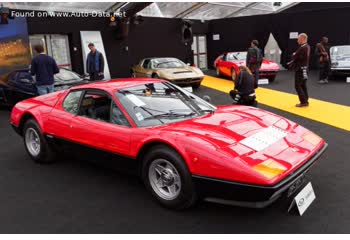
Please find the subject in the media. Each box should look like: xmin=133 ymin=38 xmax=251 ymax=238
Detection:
xmin=173 ymin=71 xmax=192 ymax=74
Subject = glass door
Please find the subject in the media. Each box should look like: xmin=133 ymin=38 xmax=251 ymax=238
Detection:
xmin=29 ymin=34 xmax=72 ymax=69
xmin=191 ymin=35 xmax=208 ymax=70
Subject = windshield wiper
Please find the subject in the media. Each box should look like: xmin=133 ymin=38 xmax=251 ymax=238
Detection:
xmin=143 ymin=111 xmax=197 ymax=120
xmin=198 ymin=109 xmax=215 ymax=114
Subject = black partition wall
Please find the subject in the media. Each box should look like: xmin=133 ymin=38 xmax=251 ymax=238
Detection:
xmin=207 ymin=2 xmax=350 ymax=69
xmin=25 ymin=2 xmax=350 ymax=77
xmin=27 ymin=15 xmax=208 ymax=77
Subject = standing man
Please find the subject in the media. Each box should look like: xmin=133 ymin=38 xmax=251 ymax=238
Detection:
xmin=315 ymin=37 xmax=330 ymax=84
xmin=86 ymin=43 xmax=105 ymax=81
xmin=288 ymin=33 xmax=311 ymax=107
xmin=30 ymin=45 xmax=59 ymax=95
xmin=246 ymin=40 xmax=263 ymax=89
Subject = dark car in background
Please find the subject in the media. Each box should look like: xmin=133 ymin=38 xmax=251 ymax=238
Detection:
xmin=0 ymin=68 xmax=89 ymax=107
xmin=330 ymin=45 xmax=350 ymax=79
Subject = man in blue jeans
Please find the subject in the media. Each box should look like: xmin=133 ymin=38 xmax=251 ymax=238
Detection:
xmin=30 ymin=45 xmax=59 ymax=95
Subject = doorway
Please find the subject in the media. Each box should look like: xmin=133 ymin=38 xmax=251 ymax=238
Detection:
xmin=29 ymin=34 xmax=72 ymax=69
xmin=192 ymin=35 xmax=208 ymax=70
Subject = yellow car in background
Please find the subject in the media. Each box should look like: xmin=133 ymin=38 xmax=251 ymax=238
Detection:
xmin=131 ymin=57 xmax=204 ymax=88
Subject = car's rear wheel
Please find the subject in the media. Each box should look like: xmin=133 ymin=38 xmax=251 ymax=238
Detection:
xmin=142 ymin=145 xmax=197 ymax=210
xmin=216 ymin=67 xmax=221 ymax=77
xmin=23 ymin=119 xmax=56 ymax=164
xmin=131 ymin=70 xmax=136 ymax=78
xmin=231 ymin=68 xmax=237 ymax=81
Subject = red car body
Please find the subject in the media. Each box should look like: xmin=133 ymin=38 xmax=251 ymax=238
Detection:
xmin=10 ymin=79 xmax=327 ymax=208
xmin=214 ymin=52 xmax=280 ymax=81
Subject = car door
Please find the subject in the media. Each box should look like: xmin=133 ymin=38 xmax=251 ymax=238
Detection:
xmin=138 ymin=59 xmax=154 ymax=78
xmin=6 ymin=71 xmax=36 ymax=105
xmin=68 ymin=89 xmax=132 ymax=157
xmin=10 ymin=71 xmax=37 ymax=102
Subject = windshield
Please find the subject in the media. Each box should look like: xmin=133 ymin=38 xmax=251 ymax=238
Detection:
xmin=54 ymin=68 xmax=81 ymax=82
xmin=152 ymin=58 xmax=186 ymax=68
xmin=226 ymin=52 xmax=247 ymax=61
xmin=330 ymin=46 xmax=350 ymax=56
xmin=115 ymin=82 xmax=216 ymax=127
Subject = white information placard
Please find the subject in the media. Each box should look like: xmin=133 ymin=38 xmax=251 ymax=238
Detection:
xmin=346 ymin=77 xmax=350 ymax=83
xmin=80 ymin=31 xmax=111 ymax=80
xmin=294 ymin=182 xmax=316 ymax=216
xmin=213 ymin=34 xmax=220 ymax=41
xmin=290 ymin=32 xmax=299 ymax=39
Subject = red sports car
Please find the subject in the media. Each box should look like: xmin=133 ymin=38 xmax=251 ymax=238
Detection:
xmin=10 ymin=79 xmax=327 ymax=210
xmin=214 ymin=52 xmax=280 ymax=82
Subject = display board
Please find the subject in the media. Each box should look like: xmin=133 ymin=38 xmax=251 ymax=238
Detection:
xmin=80 ymin=31 xmax=111 ymax=80
xmin=0 ymin=17 xmax=31 ymax=76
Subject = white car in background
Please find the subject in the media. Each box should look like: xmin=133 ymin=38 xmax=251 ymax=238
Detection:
xmin=330 ymin=45 xmax=350 ymax=79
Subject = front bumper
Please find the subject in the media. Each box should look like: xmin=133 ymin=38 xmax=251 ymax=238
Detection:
xmin=258 ymin=71 xmax=278 ymax=77
xmin=168 ymin=77 xmax=203 ymax=85
xmin=330 ymin=68 xmax=350 ymax=75
xmin=192 ymin=143 xmax=328 ymax=208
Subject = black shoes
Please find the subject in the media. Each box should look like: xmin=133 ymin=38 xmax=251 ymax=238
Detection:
xmin=295 ymin=102 xmax=309 ymax=107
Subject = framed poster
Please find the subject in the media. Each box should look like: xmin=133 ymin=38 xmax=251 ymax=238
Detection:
xmin=0 ymin=17 xmax=31 ymax=76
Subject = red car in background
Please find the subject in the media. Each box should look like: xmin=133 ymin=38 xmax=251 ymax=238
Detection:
xmin=214 ymin=52 xmax=280 ymax=82
xmin=10 ymin=79 xmax=327 ymax=210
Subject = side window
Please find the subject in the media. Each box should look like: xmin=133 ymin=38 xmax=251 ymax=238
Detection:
xmin=17 ymin=72 xmax=34 ymax=82
xmin=142 ymin=59 xmax=150 ymax=69
xmin=63 ymin=91 xmax=83 ymax=114
xmin=111 ymin=102 xmax=131 ymax=127
xmin=78 ymin=91 xmax=111 ymax=122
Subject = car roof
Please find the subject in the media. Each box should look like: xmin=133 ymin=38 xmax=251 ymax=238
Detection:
xmin=71 ymin=78 xmax=165 ymax=92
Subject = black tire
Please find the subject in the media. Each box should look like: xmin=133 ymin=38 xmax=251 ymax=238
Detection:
xmin=231 ymin=68 xmax=237 ymax=81
xmin=142 ymin=145 xmax=197 ymax=210
xmin=216 ymin=67 xmax=221 ymax=77
xmin=131 ymin=70 xmax=136 ymax=78
xmin=152 ymin=73 xmax=159 ymax=79
xmin=268 ymin=75 xmax=276 ymax=82
xmin=192 ymin=81 xmax=201 ymax=89
xmin=23 ymin=119 xmax=56 ymax=164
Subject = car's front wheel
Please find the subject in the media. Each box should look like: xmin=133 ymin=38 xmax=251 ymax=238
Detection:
xmin=192 ymin=81 xmax=201 ymax=89
xmin=142 ymin=145 xmax=197 ymax=210
xmin=268 ymin=75 xmax=276 ymax=82
xmin=23 ymin=119 xmax=56 ymax=164
xmin=231 ymin=68 xmax=237 ymax=81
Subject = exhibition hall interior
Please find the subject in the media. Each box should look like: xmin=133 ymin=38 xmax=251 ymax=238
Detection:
xmin=1 ymin=0 xmax=350 ymax=234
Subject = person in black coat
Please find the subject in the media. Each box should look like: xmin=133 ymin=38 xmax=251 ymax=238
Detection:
xmin=288 ymin=33 xmax=311 ymax=107
xmin=229 ymin=66 xmax=257 ymax=107
xmin=86 ymin=43 xmax=105 ymax=81
xmin=30 ymin=45 xmax=59 ymax=95
xmin=246 ymin=39 xmax=263 ymax=88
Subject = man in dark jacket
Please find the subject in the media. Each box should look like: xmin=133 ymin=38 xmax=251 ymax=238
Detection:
xmin=315 ymin=37 xmax=330 ymax=84
xmin=246 ymin=40 xmax=263 ymax=89
xmin=86 ymin=43 xmax=105 ymax=81
xmin=288 ymin=33 xmax=311 ymax=107
xmin=30 ymin=45 xmax=59 ymax=95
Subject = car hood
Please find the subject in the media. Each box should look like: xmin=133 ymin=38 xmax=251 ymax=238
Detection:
xmin=230 ymin=59 xmax=280 ymax=71
xmin=157 ymin=67 xmax=203 ymax=79
xmin=157 ymin=105 xmax=324 ymax=178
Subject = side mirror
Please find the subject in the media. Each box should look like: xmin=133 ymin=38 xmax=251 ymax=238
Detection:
xmin=202 ymin=95 xmax=211 ymax=103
